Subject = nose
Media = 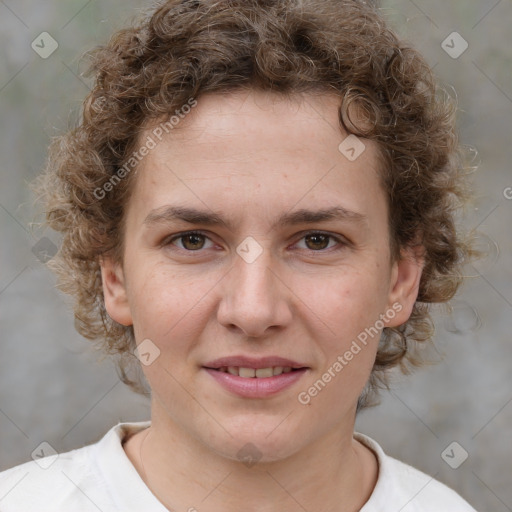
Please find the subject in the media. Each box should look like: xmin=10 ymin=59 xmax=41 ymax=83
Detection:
xmin=216 ymin=248 xmax=293 ymax=338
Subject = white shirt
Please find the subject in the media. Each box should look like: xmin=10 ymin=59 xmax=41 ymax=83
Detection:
xmin=0 ymin=421 xmax=477 ymax=511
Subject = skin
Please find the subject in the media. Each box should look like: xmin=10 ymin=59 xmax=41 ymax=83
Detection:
xmin=101 ymin=89 xmax=424 ymax=512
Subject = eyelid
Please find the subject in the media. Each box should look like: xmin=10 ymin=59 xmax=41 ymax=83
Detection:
xmin=290 ymin=230 xmax=348 ymax=252
xmin=162 ymin=230 xmax=216 ymax=250
xmin=162 ymin=229 xmax=348 ymax=252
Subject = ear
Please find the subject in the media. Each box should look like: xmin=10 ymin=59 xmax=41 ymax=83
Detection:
xmin=99 ymin=256 xmax=133 ymax=326
xmin=386 ymin=244 xmax=425 ymax=327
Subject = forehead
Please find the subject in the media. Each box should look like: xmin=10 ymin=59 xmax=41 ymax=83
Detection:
xmin=144 ymin=89 xmax=370 ymax=161
xmin=129 ymin=89 xmax=385 ymax=229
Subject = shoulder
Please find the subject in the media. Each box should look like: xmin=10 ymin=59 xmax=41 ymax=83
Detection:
xmin=0 ymin=441 xmax=97 ymax=511
xmin=384 ymin=455 xmax=477 ymax=511
xmin=0 ymin=421 xmax=151 ymax=512
xmin=354 ymin=432 xmax=478 ymax=512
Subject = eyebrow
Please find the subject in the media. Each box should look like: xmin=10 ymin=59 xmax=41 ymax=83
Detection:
xmin=143 ymin=205 xmax=367 ymax=231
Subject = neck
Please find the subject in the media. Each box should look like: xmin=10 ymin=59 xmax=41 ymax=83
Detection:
xmin=124 ymin=404 xmax=378 ymax=512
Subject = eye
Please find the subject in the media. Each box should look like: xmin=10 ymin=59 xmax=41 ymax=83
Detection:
xmin=165 ymin=231 xmax=215 ymax=251
xmin=294 ymin=232 xmax=345 ymax=252
xmin=163 ymin=230 xmax=346 ymax=254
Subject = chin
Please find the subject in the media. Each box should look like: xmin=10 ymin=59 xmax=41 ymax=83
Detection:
xmin=204 ymin=417 xmax=309 ymax=465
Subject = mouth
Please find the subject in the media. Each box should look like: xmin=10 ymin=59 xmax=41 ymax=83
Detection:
xmin=205 ymin=366 xmax=305 ymax=378
xmin=202 ymin=356 xmax=309 ymax=398
xmin=203 ymin=355 xmax=308 ymax=376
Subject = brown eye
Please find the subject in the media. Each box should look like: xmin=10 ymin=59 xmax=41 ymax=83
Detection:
xmin=167 ymin=231 xmax=213 ymax=251
xmin=181 ymin=233 xmax=206 ymax=250
xmin=293 ymin=231 xmax=346 ymax=252
xmin=303 ymin=233 xmax=332 ymax=251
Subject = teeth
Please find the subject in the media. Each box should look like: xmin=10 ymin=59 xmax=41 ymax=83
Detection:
xmin=239 ymin=367 xmax=256 ymax=378
xmin=218 ymin=366 xmax=297 ymax=378
xmin=255 ymin=367 xmax=273 ymax=378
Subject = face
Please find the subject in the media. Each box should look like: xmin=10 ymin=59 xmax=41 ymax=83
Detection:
xmin=101 ymin=89 xmax=422 ymax=462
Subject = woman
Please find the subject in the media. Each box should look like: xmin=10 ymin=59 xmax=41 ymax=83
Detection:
xmin=0 ymin=0 xmax=477 ymax=510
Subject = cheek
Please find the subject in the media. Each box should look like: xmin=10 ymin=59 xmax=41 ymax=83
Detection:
xmin=128 ymin=265 xmax=174 ymax=334
xmin=126 ymin=261 xmax=215 ymax=353
xmin=297 ymin=272 xmax=386 ymax=407
xmin=126 ymin=265 xmax=206 ymax=398
xmin=302 ymin=266 xmax=389 ymax=344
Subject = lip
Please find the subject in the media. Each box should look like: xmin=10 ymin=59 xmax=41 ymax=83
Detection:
xmin=203 ymin=367 xmax=308 ymax=398
xmin=203 ymin=355 xmax=307 ymax=370
xmin=202 ymin=355 xmax=310 ymax=399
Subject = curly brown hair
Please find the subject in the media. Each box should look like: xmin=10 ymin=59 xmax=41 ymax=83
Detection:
xmin=36 ymin=0 xmax=475 ymax=411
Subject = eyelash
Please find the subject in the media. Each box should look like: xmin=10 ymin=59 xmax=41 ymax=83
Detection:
xmin=163 ymin=230 xmax=347 ymax=254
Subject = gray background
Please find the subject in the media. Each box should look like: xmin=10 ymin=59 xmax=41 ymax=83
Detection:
xmin=0 ymin=1 xmax=511 ymax=510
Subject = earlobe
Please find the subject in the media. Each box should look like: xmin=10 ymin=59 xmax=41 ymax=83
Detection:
xmin=99 ymin=256 xmax=133 ymax=326
xmin=386 ymin=245 xmax=425 ymax=327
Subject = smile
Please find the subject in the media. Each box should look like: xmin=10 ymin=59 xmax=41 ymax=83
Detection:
xmin=213 ymin=366 xmax=297 ymax=378
xmin=203 ymin=367 xmax=308 ymax=398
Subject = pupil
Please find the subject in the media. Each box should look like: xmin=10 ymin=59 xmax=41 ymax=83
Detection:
xmin=306 ymin=234 xmax=329 ymax=250
xmin=184 ymin=234 xmax=204 ymax=250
